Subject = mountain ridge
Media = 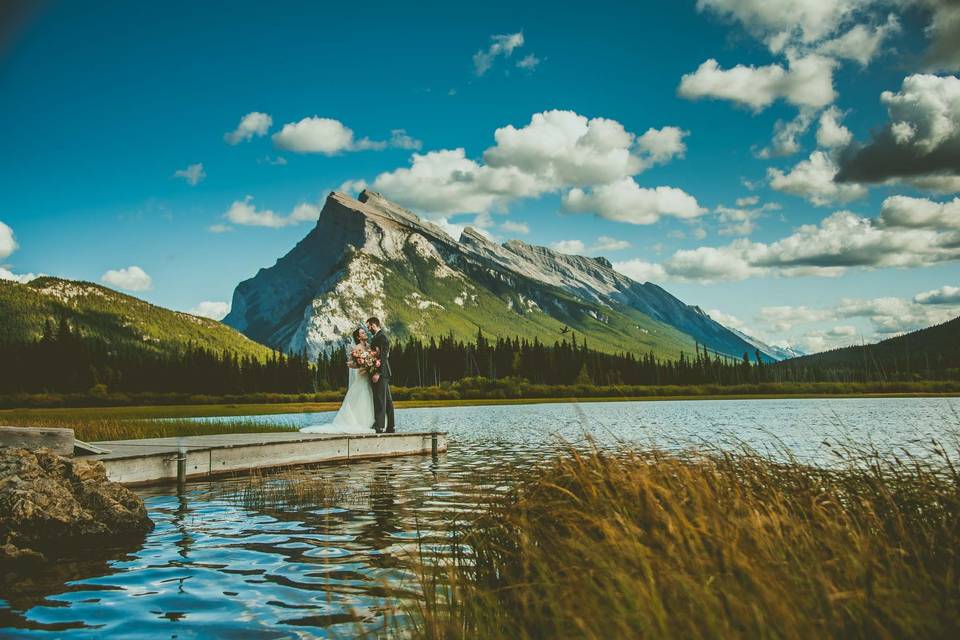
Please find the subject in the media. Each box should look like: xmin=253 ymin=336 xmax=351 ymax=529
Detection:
xmin=224 ymin=190 xmax=778 ymax=362
xmin=773 ymin=316 xmax=960 ymax=376
xmin=0 ymin=276 xmax=273 ymax=360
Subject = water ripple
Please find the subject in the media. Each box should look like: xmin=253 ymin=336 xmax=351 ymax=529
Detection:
xmin=1 ymin=397 xmax=957 ymax=637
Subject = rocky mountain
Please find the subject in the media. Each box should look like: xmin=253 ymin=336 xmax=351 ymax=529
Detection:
xmin=0 ymin=277 xmax=273 ymax=360
xmin=224 ymin=190 xmax=778 ymax=362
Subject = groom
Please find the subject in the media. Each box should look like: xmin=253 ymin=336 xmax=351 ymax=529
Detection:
xmin=366 ymin=317 xmax=395 ymax=433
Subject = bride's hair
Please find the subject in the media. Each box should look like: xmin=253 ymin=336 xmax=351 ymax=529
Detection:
xmin=352 ymin=328 xmax=366 ymax=344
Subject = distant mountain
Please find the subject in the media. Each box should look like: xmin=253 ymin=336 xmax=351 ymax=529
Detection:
xmin=0 ymin=277 xmax=272 ymax=360
xmin=723 ymin=326 xmax=805 ymax=360
xmin=224 ymin=190 xmax=778 ymax=362
xmin=774 ymin=316 xmax=960 ymax=378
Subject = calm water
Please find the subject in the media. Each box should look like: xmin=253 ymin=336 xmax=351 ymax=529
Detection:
xmin=2 ymin=397 xmax=958 ymax=638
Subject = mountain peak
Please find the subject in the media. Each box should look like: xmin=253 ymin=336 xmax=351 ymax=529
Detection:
xmin=460 ymin=226 xmax=494 ymax=244
xmin=593 ymin=256 xmax=613 ymax=268
xmin=225 ymin=189 xmax=780 ymax=362
xmin=323 ymin=190 xmax=457 ymax=244
xmin=357 ymin=189 xmax=381 ymax=203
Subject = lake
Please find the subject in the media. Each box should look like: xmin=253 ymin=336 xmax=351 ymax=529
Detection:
xmin=2 ymin=397 xmax=958 ymax=638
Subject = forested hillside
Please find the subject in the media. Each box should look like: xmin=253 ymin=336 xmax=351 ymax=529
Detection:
xmin=0 ymin=277 xmax=272 ymax=360
xmin=770 ymin=316 xmax=960 ymax=382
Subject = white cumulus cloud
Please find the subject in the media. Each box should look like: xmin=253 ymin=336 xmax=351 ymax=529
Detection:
xmin=551 ymin=239 xmax=586 ymax=255
xmin=189 ymin=301 xmax=231 ymax=320
xmin=707 ymin=308 xmax=748 ymax=331
xmin=914 ymin=285 xmax=960 ymax=305
xmin=877 ymin=194 xmax=960 ymax=230
xmin=696 ymin=0 xmax=867 ymax=47
xmin=273 ymin=117 xmax=361 ymax=154
xmin=500 ymin=220 xmax=530 ymax=234
xmin=615 ymin=195 xmax=960 ymax=284
xmin=220 ymin=196 xmax=321 ymax=229
xmin=372 ymin=148 xmax=546 ymax=215
xmin=881 ymin=73 xmax=960 ymax=152
xmin=484 ymin=110 xmax=646 ymax=185
xmin=678 ymin=54 xmax=836 ymax=111
xmin=817 ymin=15 xmax=900 ymax=66
xmin=757 ymin=108 xmax=816 ymax=158
xmin=101 ymin=266 xmax=152 ymax=292
xmin=224 ymin=111 xmax=272 ymax=145
xmin=0 ymin=267 xmax=40 ymax=283
xmin=273 ymin=116 xmax=421 ymax=155
xmin=0 ymin=220 xmax=17 ymax=260
xmin=768 ymin=150 xmax=867 ymax=205
xmin=591 ymin=236 xmax=632 ymax=252
xmin=759 ymin=305 xmax=832 ymax=331
xmin=563 ymin=178 xmax=706 ymax=225
xmin=611 ymin=258 xmax=667 ymax=283
xmin=816 ymin=106 xmax=853 ymax=148
xmin=837 ymin=74 xmax=960 ymax=186
xmin=361 ymin=110 xmax=696 ymax=223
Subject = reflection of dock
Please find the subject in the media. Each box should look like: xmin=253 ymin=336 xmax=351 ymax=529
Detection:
xmin=86 ymin=431 xmax=447 ymax=486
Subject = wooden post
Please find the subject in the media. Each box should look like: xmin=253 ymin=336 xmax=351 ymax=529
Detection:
xmin=431 ymin=432 xmax=439 ymax=457
xmin=176 ymin=445 xmax=187 ymax=488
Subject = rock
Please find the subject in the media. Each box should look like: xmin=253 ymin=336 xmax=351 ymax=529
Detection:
xmin=0 ymin=447 xmax=154 ymax=564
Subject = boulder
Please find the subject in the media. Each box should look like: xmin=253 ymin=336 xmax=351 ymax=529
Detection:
xmin=0 ymin=447 xmax=154 ymax=565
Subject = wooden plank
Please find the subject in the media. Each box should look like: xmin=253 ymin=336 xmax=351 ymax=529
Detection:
xmin=0 ymin=425 xmax=75 ymax=456
xmin=87 ymin=431 xmax=447 ymax=486
xmin=73 ymin=439 xmax=111 ymax=455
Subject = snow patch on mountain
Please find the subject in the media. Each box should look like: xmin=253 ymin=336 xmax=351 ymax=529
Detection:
xmin=405 ymin=292 xmax=444 ymax=311
xmin=287 ymin=253 xmax=386 ymax=358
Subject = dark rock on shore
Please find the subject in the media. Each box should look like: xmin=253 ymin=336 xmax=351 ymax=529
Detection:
xmin=0 ymin=447 xmax=154 ymax=566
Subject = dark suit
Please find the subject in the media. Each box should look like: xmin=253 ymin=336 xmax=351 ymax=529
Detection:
xmin=369 ymin=329 xmax=395 ymax=433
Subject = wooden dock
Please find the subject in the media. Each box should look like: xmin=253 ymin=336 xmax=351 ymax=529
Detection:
xmin=84 ymin=431 xmax=447 ymax=486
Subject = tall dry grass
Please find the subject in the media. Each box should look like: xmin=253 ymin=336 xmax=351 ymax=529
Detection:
xmin=217 ymin=469 xmax=373 ymax=511
xmin=408 ymin=441 xmax=960 ymax=639
xmin=3 ymin=416 xmax=298 ymax=441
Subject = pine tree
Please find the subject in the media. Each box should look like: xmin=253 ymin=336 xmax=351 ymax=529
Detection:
xmin=575 ymin=363 xmax=592 ymax=385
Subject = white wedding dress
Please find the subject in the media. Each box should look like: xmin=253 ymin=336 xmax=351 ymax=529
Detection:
xmin=301 ymin=368 xmax=375 ymax=434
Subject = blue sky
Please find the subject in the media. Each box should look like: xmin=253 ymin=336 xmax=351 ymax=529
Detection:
xmin=1 ymin=0 xmax=959 ymax=353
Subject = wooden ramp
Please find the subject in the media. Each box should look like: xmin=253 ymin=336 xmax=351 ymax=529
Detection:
xmin=85 ymin=431 xmax=447 ymax=486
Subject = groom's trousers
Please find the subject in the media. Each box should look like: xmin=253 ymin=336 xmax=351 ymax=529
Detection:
xmin=372 ymin=376 xmax=395 ymax=433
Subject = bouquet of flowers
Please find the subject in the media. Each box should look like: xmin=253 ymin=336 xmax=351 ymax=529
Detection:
xmin=349 ymin=345 xmax=381 ymax=376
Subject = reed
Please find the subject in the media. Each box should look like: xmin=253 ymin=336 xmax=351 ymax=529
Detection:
xmin=217 ymin=470 xmax=372 ymax=511
xmin=3 ymin=416 xmax=298 ymax=441
xmin=407 ymin=440 xmax=960 ymax=639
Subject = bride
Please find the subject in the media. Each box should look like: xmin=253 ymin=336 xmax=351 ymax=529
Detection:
xmin=301 ymin=328 xmax=375 ymax=434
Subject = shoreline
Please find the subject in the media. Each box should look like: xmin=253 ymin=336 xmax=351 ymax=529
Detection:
xmin=2 ymin=391 xmax=958 ymax=421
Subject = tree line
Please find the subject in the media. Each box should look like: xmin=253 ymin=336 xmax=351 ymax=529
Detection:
xmin=2 ymin=319 xmax=957 ymax=396
xmin=319 ymin=328 xmax=959 ymax=389
xmin=0 ymin=318 xmax=315 ymax=394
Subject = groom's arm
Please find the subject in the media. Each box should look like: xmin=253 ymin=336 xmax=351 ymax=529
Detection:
xmin=371 ymin=334 xmax=387 ymax=380
xmin=378 ymin=337 xmax=390 ymax=370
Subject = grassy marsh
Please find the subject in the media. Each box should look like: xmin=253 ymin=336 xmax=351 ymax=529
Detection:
xmin=404 ymin=441 xmax=960 ymax=639
xmin=1 ymin=414 xmax=298 ymax=442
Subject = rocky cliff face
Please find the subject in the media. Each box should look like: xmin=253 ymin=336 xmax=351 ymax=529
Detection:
xmin=224 ymin=190 xmax=776 ymax=363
